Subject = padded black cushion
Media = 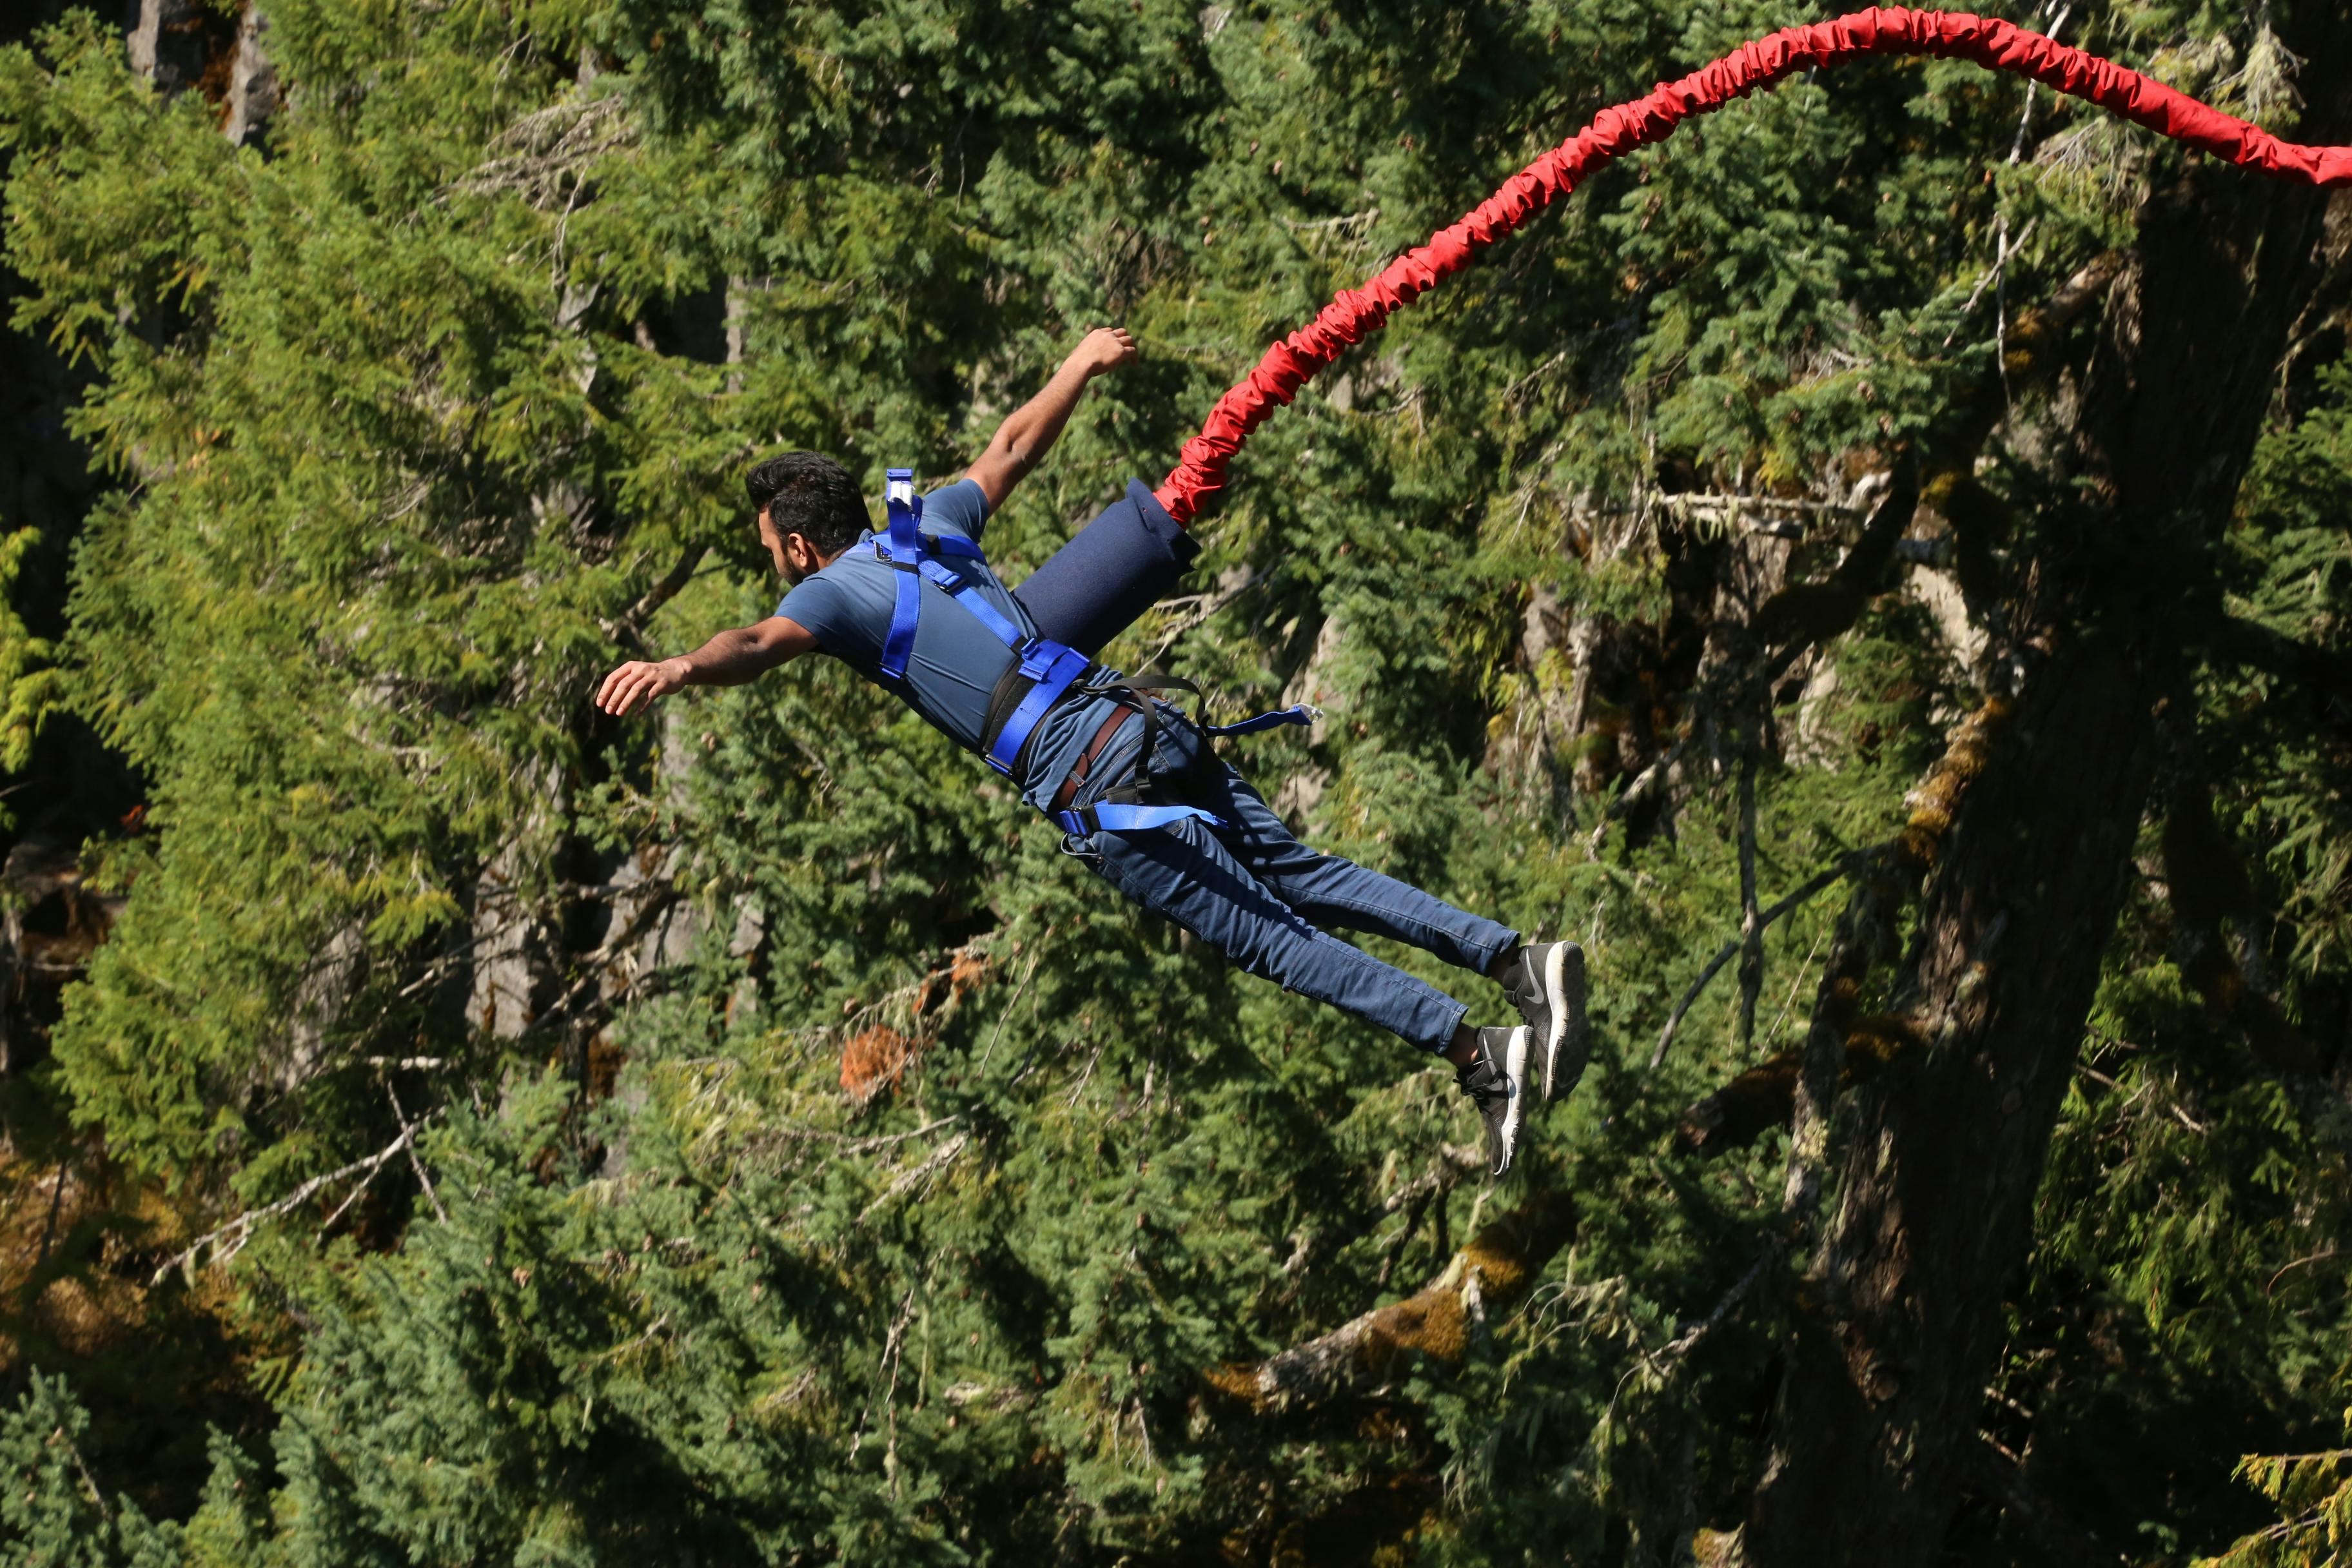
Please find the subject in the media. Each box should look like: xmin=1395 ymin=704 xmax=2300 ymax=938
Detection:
xmin=1011 ymin=480 xmax=1200 ymax=657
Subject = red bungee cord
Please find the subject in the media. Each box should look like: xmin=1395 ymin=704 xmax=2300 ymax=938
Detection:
xmin=1153 ymin=6 xmax=2352 ymax=525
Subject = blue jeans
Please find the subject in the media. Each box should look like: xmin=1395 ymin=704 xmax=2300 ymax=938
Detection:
xmin=1067 ymin=707 xmax=1517 ymax=1052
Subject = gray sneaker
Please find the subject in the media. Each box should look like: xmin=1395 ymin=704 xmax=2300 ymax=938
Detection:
xmin=1456 ymin=1025 xmax=1531 ymax=1176
xmin=1496 ymin=941 xmax=1588 ymax=1105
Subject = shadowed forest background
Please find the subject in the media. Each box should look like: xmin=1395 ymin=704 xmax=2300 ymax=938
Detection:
xmin=2 ymin=1 xmax=2349 ymax=1563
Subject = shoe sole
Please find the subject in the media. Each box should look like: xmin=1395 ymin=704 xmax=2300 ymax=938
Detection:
xmin=1492 ymin=1025 xmax=1531 ymax=1176
xmin=1539 ymin=943 xmax=1590 ymax=1106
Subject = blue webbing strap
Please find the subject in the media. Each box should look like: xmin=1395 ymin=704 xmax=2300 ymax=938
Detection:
xmin=848 ymin=533 xmax=1091 ymax=778
xmin=917 ymin=559 xmax=1026 ymax=649
xmin=1122 ymin=674 xmax=1318 ymax=742
xmin=987 ymin=643 xmax=1092 ymax=776
xmin=878 ymin=469 xmax=923 ymax=682
xmin=915 ymin=554 xmax=1092 ymax=775
xmin=853 ymin=537 xmax=1019 ymax=647
xmin=1202 ymin=705 xmax=1320 ymax=737
xmin=848 ymin=534 xmax=984 ymax=571
xmin=1055 ymin=802 xmax=1231 ymax=837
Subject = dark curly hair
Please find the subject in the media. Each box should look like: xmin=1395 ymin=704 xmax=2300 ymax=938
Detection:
xmin=745 ymin=451 xmax=869 ymax=558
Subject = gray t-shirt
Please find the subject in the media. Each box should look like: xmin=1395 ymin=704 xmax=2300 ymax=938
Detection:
xmin=776 ymin=478 xmax=1127 ymax=810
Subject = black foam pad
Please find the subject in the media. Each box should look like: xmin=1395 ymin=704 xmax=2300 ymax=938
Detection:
xmin=1012 ymin=480 xmax=1200 ymax=657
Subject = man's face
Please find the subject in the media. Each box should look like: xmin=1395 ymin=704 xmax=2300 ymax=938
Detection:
xmin=759 ymin=506 xmax=826 ymax=585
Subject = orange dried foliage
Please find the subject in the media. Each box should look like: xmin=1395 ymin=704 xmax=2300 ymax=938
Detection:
xmin=840 ymin=1026 xmax=913 ymax=1105
xmin=948 ymin=950 xmax=991 ymax=999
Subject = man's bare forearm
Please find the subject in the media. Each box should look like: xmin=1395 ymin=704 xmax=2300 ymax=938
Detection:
xmin=965 ymin=327 xmax=1137 ymax=509
xmin=675 ymin=625 xmax=783 ymax=687
xmin=595 ymin=616 xmax=812 ymax=718
xmin=989 ymin=358 xmax=1095 ymax=477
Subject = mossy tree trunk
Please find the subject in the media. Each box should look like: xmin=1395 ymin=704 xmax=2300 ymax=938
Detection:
xmin=1743 ymin=14 xmax=2352 ymax=1555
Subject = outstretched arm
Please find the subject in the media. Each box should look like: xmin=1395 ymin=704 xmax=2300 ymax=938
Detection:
xmin=595 ymin=616 xmax=816 ymax=717
xmin=964 ymin=326 xmax=1137 ymax=511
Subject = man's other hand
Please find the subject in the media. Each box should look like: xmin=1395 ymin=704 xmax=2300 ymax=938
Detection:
xmin=1074 ymin=326 xmax=1137 ymax=377
xmin=596 ymin=658 xmax=687 ymax=717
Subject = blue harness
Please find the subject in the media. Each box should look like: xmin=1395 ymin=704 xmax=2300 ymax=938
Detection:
xmin=864 ymin=467 xmax=1315 ymax=838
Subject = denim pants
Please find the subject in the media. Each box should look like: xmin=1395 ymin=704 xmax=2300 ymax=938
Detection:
xmin=1067 ymin=707 xmax=1518 ymax=1052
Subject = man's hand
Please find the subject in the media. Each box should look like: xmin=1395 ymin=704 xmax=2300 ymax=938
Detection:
xmin=596 ymin=658 xmax=689 ymax=717
xmin=595 ymin=619 xmax=814 ymax=716
xmin=1072 ymin=325 xmax=1137 ymax=378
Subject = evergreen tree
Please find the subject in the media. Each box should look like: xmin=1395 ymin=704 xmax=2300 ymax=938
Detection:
xmin=0 ymin=1 xmax=2347 ymax=1562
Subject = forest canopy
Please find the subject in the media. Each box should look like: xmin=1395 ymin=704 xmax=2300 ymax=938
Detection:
xmin=1 ymin=1 xmax=2349 ymax=1563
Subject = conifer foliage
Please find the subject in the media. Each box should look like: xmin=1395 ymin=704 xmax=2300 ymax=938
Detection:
xmin=3 ymin=1 xmax=2349 ymax=1563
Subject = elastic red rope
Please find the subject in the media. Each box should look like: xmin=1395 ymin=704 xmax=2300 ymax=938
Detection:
xmin=1153 ymin=6 xmax=2352 ymax=524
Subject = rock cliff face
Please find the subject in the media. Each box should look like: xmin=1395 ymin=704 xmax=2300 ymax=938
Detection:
xmin=220 ymin=5 xmax=276 ymax=148
xmin=121 ymin=0 xmax=208 ymax=93
xmin=120 ymin=1 xmax=274 ymax=141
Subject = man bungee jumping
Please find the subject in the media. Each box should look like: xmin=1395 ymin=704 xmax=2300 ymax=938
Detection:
xmin=594 ymin=328 xmax=1587 ymax=1174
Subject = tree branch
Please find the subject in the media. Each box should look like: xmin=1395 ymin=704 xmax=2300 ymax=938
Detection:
xmin=1649 ymin=855 xmax=1863 ymax=1071
xmin=2206 ymin=615 xmax=2352 ymax=728
xmin=1676 ymin=1016 xmax=1920 ymax=1157
xmin=153 ymin=1123 xmax=433 ymax=1282
xmin=1281 ymin=1146 xmax=1484 ymax=1284
xmin=1665 ymin=1241 xmax=1781 ymax=1358
xmin=1602 ymin=455 xmax=1921 ymax=843
xmin=1753 ymin=452 xmax=1923 ymax=683
xmin=1212 ymin=1187 xmax=1576 ymax=1411
xmin=858 ymin=1131 xmax=971 ymax=1225
xmin=384 ymin=1075 xmax=447 ymax=1224
xmin=1736 ymin=746 xmax=1764 ymax=1052
xmin=602 ymin=543 xmax=711 ymax=654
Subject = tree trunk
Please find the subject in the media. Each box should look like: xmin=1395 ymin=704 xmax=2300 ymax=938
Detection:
xmin=1747 ymin=632 xmax=2162 ymax=1558
xmin=222 ymin=5 xmax=278 ymax=149
xmin=123 ymin=0 xmax=204 ymax=91
xmin=1743 ymin=17 xmax=2352 ymax=1557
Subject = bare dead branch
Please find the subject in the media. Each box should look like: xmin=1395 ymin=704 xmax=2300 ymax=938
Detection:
xmin=315 ymin=1152 xmax=394 ymax=1238
xmin=447 ymin=93 xmax=636 ymax=210
xmin=1600 ymin=739 xmax=1689 ymax=832
xmin=520 ymin=876 xmax=689 ymax=1039
xmin=858 ymin=1132 xmax=971 ymax=1225
xmin=153 ymin=1124 xmax=433 ymax=1282
xmin=1665 ymin=1242 xmax=1781 ymax=1358
xmin=384 ymin=1075 xmax=447 ymax=1224
xmin=1649 ymin=855 xmax=1862 ymax=1071
xmin=1736 ymin=747 xmax=1764 ymax=1052
xmin=1139 ymin=569 xmax=1264 ymax=670
xmin=752 ymin=1115 xmax=965 ymax=1157
xmin=1281 ymin=1146 xmax=1484 ymax=1282
xmin=55 ymin=1413 xmax=106 ymax=1513
xmin=1600 ymin=456 xmax=1921 ymax=847
xmin=603 ymin=544 xmax=710 ymax=654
